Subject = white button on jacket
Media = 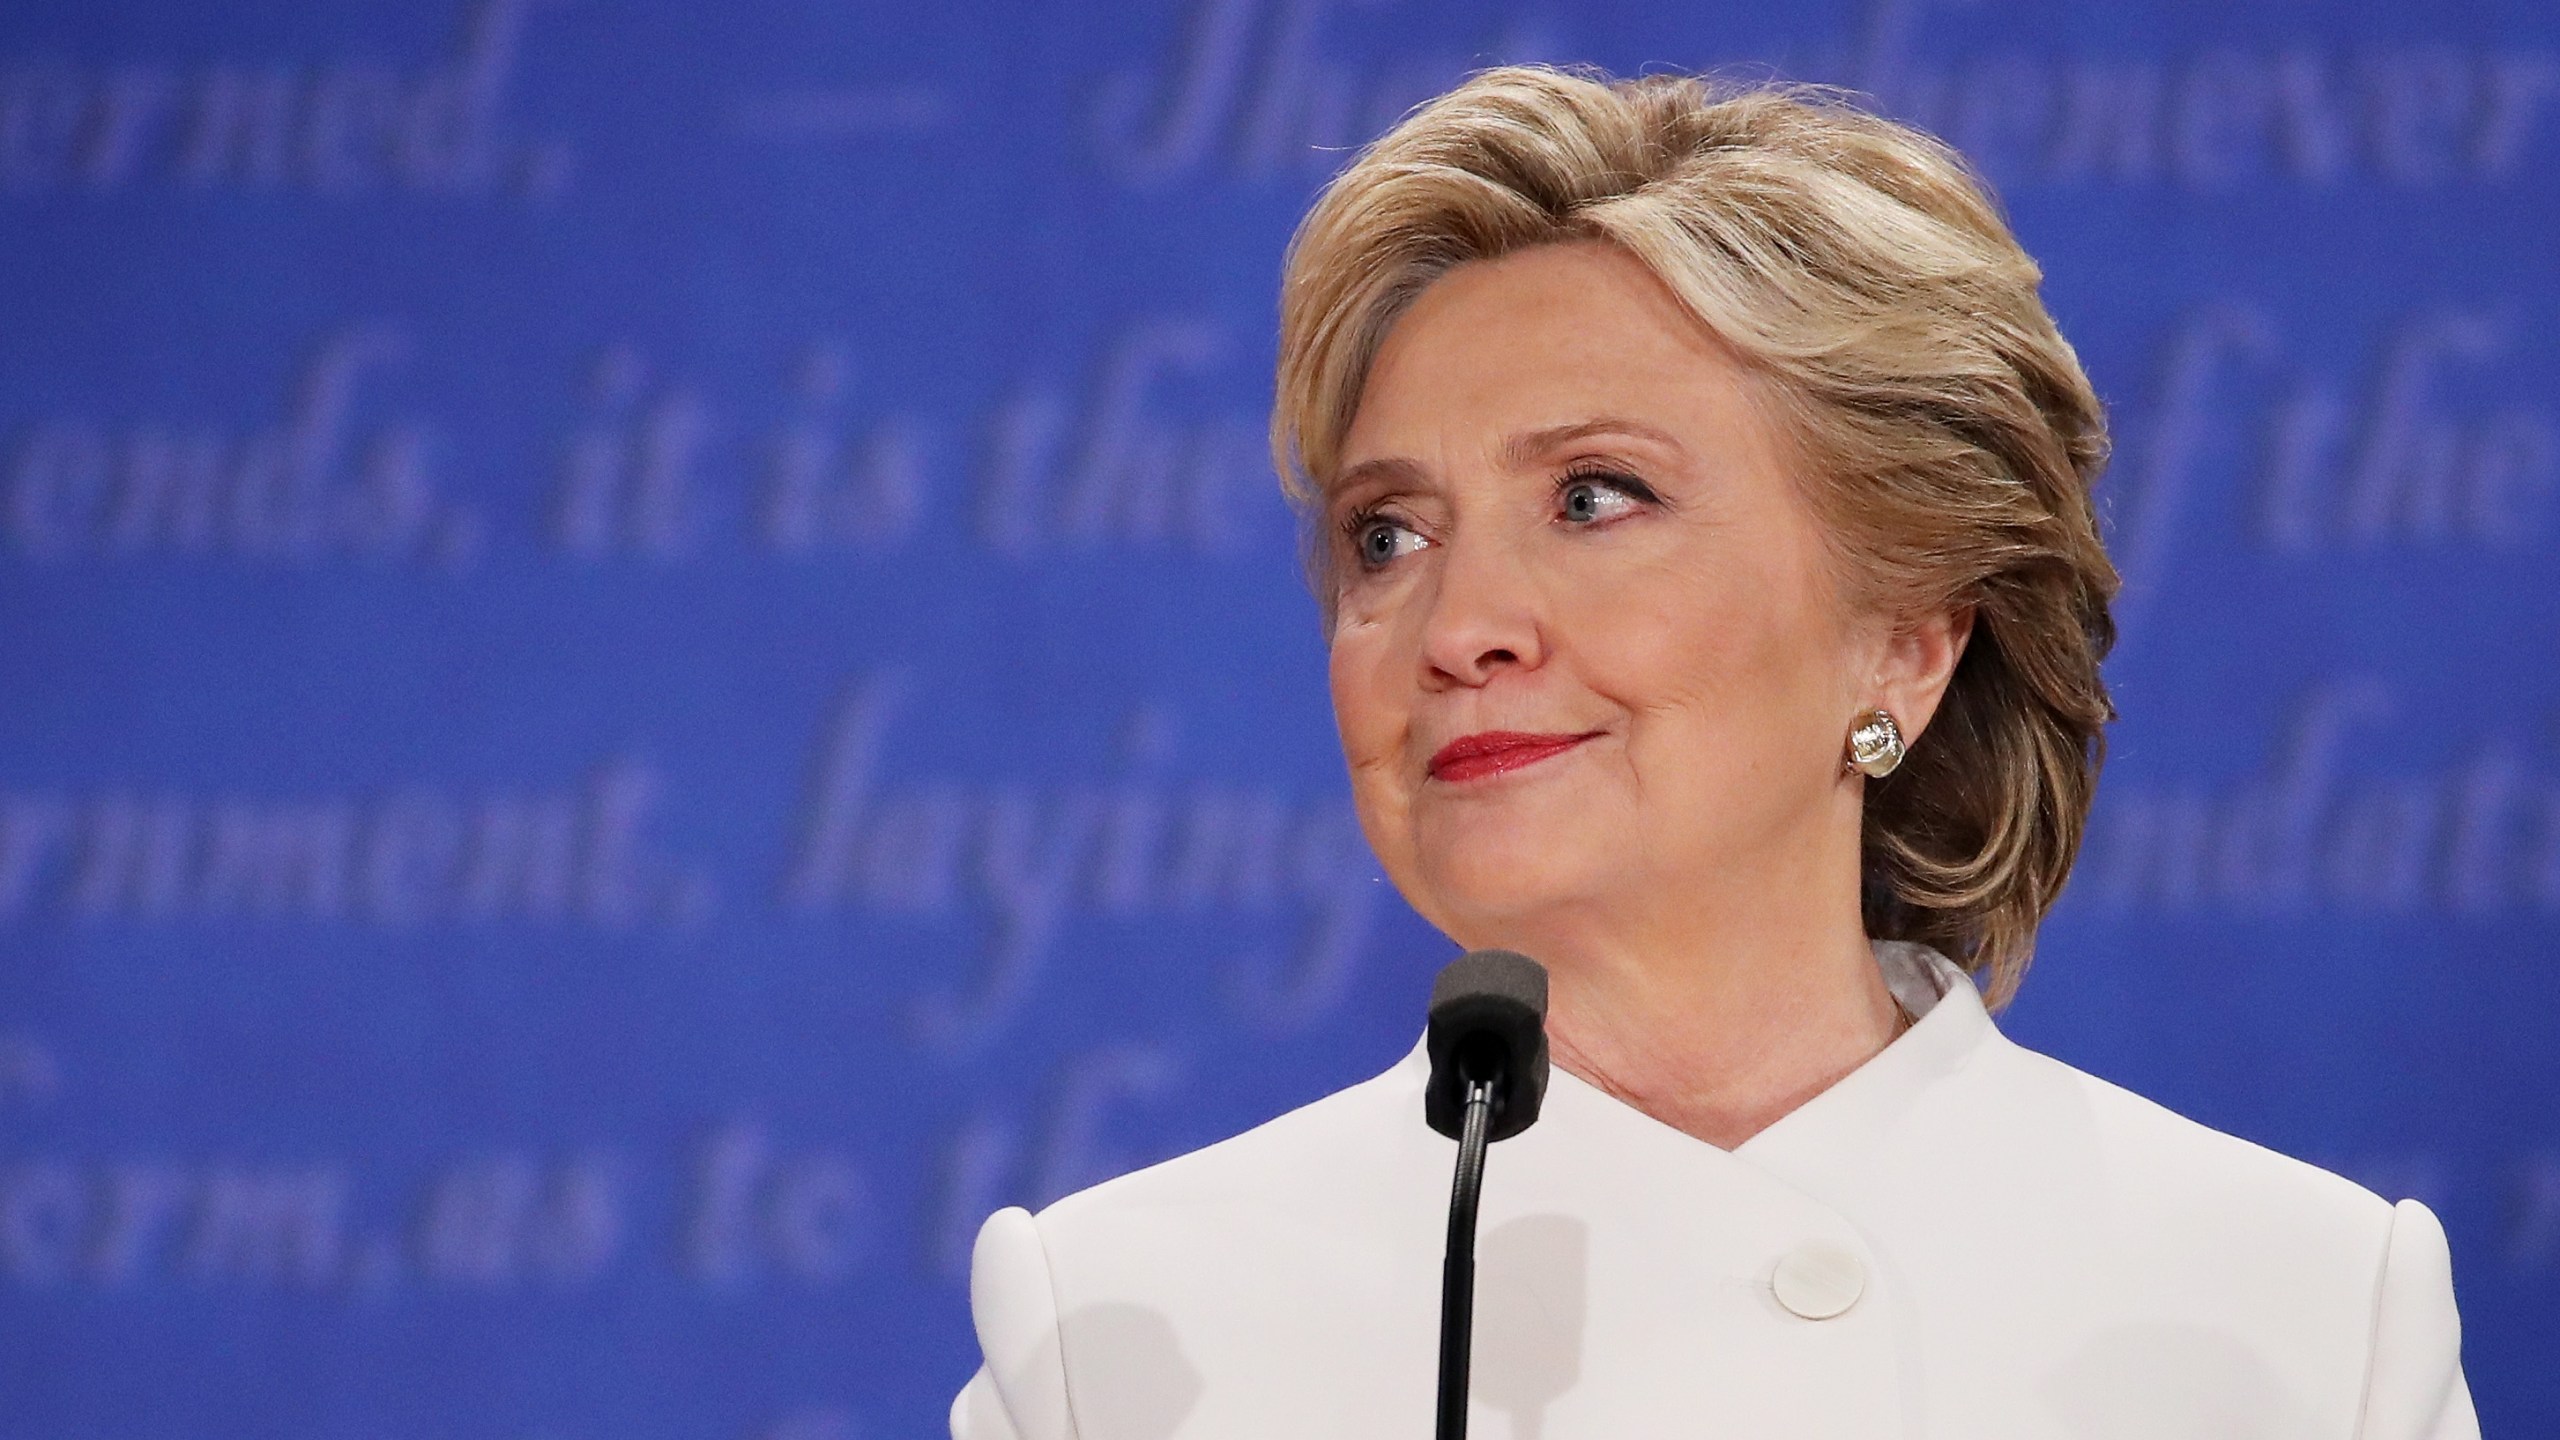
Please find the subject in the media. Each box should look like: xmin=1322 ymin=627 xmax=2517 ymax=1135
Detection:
xmin=951 ymin=944 xmax=2478 ymax=1439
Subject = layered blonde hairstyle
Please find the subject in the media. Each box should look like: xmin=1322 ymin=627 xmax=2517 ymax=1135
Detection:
xmin=1271 ymin=65 xmax=2120 ymax=1006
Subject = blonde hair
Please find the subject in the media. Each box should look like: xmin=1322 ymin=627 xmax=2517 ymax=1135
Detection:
xmin=1271 ymin=65 xmax=2120 ymax=1006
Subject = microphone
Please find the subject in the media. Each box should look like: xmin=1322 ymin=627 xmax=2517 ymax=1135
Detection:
xmin=1424 ymin=950 xmax=1550 ymax=1440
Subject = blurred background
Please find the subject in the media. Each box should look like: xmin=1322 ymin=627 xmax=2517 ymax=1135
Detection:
xmin=1 ymin=0 xmax=2553 ymax=1434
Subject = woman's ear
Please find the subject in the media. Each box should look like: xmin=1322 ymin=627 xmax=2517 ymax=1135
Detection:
xmin=1874 ymin=604 xmax=1975 ymax=744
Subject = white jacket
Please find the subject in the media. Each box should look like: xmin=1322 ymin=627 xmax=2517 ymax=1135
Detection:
xmin=952 ymin=944 xmax=2476 ymax=1439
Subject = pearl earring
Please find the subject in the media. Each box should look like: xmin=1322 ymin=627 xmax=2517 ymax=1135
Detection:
xmin=1846 ymin=708 xmax=1907 ymax=778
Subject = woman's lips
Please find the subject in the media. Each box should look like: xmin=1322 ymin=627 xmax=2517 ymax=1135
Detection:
xmin=1427 ymin=730 xmax=1601 ymax=783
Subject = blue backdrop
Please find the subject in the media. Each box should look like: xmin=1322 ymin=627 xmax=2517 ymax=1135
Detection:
xmin=2 ymin=0 xmax=2554 ymax=1434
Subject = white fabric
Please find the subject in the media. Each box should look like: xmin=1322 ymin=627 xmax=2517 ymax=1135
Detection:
xmin=952 ymin=945 xmax=2477 ymax=1439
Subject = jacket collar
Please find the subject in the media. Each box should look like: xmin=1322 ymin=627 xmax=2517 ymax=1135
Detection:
xmin=1729 ymin=943 xmax=1995 ymax=1195
xmin=1484 ymin=941 xmax=1996 ymax=1200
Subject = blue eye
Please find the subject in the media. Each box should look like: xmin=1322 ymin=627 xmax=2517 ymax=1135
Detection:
xmin=1356 ymin=517 xmax=1427 ymax=569
xmin=1560 ymin=475 xmax=1645 ymax=524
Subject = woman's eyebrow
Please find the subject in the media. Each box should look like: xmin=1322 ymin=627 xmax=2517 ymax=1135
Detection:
xmin=1328 ymin=454 xmax=1430 ymax=501
xmin=1502 ymin=417 xmax=1686 ymax=465
xmin=1328 ymin=418 xmax=1682 ymax=499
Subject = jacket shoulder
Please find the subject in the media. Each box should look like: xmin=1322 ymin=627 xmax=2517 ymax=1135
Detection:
xmin=1961 ymin=1034 xmax=2399 ymax=1309
xmin=2018 ymin=1039 xmax=2393 ymax=1223
xmin=1887 ymin=1033 xmax=2424 ymax=1433
xmin=1038 ymin=1046 xmax=1433 ymax=1231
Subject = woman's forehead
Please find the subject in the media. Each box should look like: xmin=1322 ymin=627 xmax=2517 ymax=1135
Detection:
xmin=1333 ymin=247 xmax=1764 ymax=453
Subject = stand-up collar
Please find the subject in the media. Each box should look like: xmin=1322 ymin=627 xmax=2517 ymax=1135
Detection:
xmin=1513 ymin=941 xmax=1997 ymax=1200
xmin=1730 ymin=943 xmax=1995 ymax=1195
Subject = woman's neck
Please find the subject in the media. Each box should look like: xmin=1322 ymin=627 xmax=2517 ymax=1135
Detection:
xmin=1535 ymin=914 xmax=1904 ymax=1151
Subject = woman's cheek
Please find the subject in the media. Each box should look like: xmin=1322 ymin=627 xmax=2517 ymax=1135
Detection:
xmin=1328 ymin=662 xmax=1419 ymax=895
xmin=1327 ymin=627 xmax=1400 ymax=770
xmin=1566 ymin=561 xmax=1722 ymax=709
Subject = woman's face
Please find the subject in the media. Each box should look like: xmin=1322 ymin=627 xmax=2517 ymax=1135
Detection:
xmin=1326 ymin=241 xmax=1920 ymax=962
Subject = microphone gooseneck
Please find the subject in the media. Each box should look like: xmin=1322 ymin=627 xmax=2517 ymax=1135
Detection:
xmin=1424 ymin=950 xmax=1550 ymax=1440
xmin=1436 ymin=1072 xmax=1494 ymax=1440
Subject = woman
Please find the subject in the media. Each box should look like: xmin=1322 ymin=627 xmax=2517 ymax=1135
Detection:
xmin=950 ymin=66 xmax=2476 ymax=1439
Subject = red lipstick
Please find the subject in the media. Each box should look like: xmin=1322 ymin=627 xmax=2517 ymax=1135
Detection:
xmin=1427 ymin=730 xmax=1599 ymax=783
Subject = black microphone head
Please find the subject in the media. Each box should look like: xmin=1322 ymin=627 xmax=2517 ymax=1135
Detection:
xmin=1424 ymin=949 xmax=1551 ymax=1142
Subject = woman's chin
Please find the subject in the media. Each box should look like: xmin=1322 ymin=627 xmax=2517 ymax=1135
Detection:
xmin=1413 ymin=822 xmax=1617 ymax=937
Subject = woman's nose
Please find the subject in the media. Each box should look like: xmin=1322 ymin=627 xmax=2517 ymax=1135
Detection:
xmin=1418 ymin=533 xmax=1544 ymax=688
